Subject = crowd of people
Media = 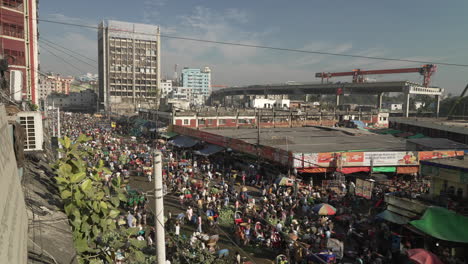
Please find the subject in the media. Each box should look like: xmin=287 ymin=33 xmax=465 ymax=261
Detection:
xmin=59 ymin=113 xmax=465 ymax=264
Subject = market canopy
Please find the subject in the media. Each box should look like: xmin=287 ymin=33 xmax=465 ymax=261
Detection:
xmin=409 ymin=206 xmax=468 ymax=243
xmin=376 ymin=210 xmax=410 ymax=225
xmin=168 ymin=135 xmax=199 ymax=148
xmin=160 ymin=132 xmax=178 ymax=139
xmin=194 ymin=144 xmax=224 ymax=156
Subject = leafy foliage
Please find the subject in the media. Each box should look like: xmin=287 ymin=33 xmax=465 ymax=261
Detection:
xmin=54 ymin=135 xmax=154 ymax=263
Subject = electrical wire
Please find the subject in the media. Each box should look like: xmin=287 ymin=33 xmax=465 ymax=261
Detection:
xmin=39 ymin=44 xmax=86 ymax=73
xmin=40 ymin=37 xmax=97 ymax=63
xmin=0 ymin=13 xmax=463 ymax=68
xmin=39 ymin=40 xmax=97 ymax=69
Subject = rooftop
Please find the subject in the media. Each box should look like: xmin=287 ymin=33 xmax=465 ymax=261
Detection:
xmin=390 ymin=117 xmax=468 ymax=136
xmin=407 ymin=138 xmax=468 ymax=150
xmin=421 ymin=158 xmax=468 ymax=170
xmin=202 ymin=126 xmax=407 ymax=153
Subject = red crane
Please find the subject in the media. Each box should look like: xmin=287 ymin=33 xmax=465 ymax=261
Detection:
xmin=315 ymin=64 xmax=437 ymax=87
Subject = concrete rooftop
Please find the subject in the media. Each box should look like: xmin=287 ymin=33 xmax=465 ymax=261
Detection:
xmin=421 ymin=158 xmax=468 ymax=169
xmin=390 ymin=117 xmax=468 ymax=136
xmin=202 ymin=126 xmax=407 ymax=153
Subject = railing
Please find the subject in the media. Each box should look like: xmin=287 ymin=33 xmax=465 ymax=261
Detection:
xmin=1 ymin=27 xmax=24 ymax=39
xmin=2 ymin=0 xmax=24 ymax=12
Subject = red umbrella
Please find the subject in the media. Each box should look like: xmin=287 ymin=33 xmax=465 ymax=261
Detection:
xmin=407 ymin=249 xmax=444 ymax=264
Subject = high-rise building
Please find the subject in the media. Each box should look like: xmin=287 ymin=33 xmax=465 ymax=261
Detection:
xmin=98 ymin=20 xmax=161 ymax=114
xmin=181 ymin=67 xmax=211 ymax=105
xmin=0 ymin=0 xmax=39 ymax=104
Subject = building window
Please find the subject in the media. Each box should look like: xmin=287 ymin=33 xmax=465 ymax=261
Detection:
xmin=198 ymin=119 xmax=205 ymax=125
xmin=208 ymin=119 xmax=213 ymax=125
xmin=183 ymin=119 xmax=189 ymax=125
xmin=219 ymin=119 xmax=226 ymax=125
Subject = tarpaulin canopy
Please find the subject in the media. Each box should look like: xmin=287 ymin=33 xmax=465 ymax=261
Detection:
xmin=340 ymin=167 xmax=370 ymax=174
xmin=275 ymin=177 xmax=294 ymax=186
xmin=168 ymin=135 xmax=199 ymax=148
xmin=160 ymin=132 xmax=178 ymax=139
xmin=298 ymin=167 xmax=334 ymax=173
xmin=407 ymin=249 xmax=444 ymax=264
xmin=372 ymin=167 xmax=396 ymax=173
xmin=397 ymin=166 xmax=419 ymax=174
xmin=410 ymin=206 xmax=468 ymax=243
xmin=376 ymin=210 xmax=411 ymax=225
xmin=194 ymin=144 xmax=224 ymax=156
xmin=408 ymin=133 xmax=426 ymax=139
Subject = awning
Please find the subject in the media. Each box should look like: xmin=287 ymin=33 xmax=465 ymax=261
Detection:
xmin=193 ymin=144 xmax=224 ymax=156
xmin=397 ymin=166 xmax=419 ymax=174
xmin=376 ymin=210 xmax=411 ymax=225
xmin=168 ymin=135 xmax=199 ymax=148
xmin=340 ymin=167 xmax=370 ymax=174
xmin=298 ymin=167 xmax=334 ymax=173
xmin=160 ymin=132 xmax=178 ymax=139
xmin=410 ymin=206 xmax=468 ymax=243
xmin=372 ymin=167 xmax=396 ymax=173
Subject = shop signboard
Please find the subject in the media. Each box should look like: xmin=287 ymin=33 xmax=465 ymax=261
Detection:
xmin=355 ymin=178 xmax=374 ymax=199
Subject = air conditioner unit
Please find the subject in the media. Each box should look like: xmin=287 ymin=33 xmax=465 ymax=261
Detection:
xmin=10 ymin=70 xmax=23 ymax=101
xmin=17 ymin=111 xmax=43 ymax=151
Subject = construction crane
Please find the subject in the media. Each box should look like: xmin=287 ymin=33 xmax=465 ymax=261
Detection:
xmin=315 ymin=64 xmax=437 ymax=87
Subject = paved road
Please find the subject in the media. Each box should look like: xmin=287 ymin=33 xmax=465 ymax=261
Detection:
xmin=128 ymin=173 xmax=273 ymax=263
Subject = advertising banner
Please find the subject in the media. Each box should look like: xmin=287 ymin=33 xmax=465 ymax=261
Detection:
xmin=298 ymin=151 xmax=419 ymax=168
xmin=293 ymin=153 xmax=303 ymax=168
xmin=418 ymin=151 xmax=463 ymax=161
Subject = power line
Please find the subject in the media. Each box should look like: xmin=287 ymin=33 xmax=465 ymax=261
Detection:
xmin=39 ymin=44 xmax=86 ymax=73
xmin=40 ymin=37 xmax=97 ymax=64
xmin=32 ymin=17 xmax=468 ymax=68
xmin=39 ymin=40 xmax=97 ymax=69
xmin=1 ymin=12 xmax=466 ymax=68
xmin=41 ymin=37 xmax=97 ymax=63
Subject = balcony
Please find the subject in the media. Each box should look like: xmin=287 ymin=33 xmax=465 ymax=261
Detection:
xmin=2 ymin=0 xmax=23 ymax=12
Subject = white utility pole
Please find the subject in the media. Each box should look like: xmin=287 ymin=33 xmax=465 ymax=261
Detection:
xmin=52 ymin=100 xmax=56 ymax=137
xmin=57 ymin=107 xmax=61 ymax=138
xmin=153 ymin=151 xmax=166 ymax=263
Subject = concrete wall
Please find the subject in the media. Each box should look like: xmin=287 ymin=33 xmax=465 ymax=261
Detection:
xmin=0 ymin=105 xmax=28 ymax=264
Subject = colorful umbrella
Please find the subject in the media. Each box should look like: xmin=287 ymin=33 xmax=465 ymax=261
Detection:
xmin=407 ymin=249 xmax=444 ymax=264
xmin=312 ymin=203 xmax=337 ymax=215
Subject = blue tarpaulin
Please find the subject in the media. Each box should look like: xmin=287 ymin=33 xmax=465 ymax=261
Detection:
xmin=376 ymin=210 xmax=410 ymax=225
xmin=194 ymin=144 xmax=224 ymax=156
xmin=351 ymin=120 xmax=366 ymax=128
xmin=169 ymin=136 xmax=199 ymax=148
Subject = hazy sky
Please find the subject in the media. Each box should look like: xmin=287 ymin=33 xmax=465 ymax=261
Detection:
xmin=39 ymin=0 xmax=468 ymax=94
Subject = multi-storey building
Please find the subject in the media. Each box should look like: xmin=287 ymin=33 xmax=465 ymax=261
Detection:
xmin=160 ymin=79 xmax=173 ymax=98
xmin=98 ymin=20 xmax=161 ymax=114
xmin=38 ymin=73 xmax=73 ymax=101
xmin=181 ymin=67 xmax=211 ymax=105
xmin=47 ymin=89 xmax=98 ymax=113
xmin=0 ymin=0 xmax=39 ymax=104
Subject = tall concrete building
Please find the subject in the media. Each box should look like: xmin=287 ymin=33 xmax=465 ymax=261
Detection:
xmin=181 ymin=67 xmax=211 ymax=105
xmin=0 ymin=0 xmax=39 ymax=104
xmin=98 ymin=20 xmax=161 ymax=114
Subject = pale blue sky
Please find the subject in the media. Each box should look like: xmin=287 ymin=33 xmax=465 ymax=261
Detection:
xmin=39 ymin=0 xmax=468 ymax=93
